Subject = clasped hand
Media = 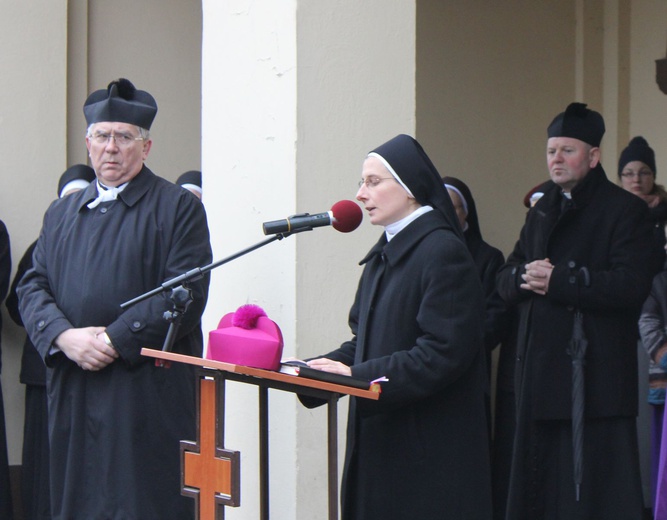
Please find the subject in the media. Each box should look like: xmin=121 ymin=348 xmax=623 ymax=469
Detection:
xmin=55 ymin=327 xmax=119 ymax=371
xmin=520 ymin=258 xmax=554 ymax=295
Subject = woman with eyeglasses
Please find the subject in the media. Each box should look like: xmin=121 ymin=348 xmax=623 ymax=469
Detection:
xmin=302 ymin=134 xmax=492 ymax=519
xmin=622 ymin=135 xmax=667 ymax=515
xmin=618 ymin=136 xmax=667 ymax=255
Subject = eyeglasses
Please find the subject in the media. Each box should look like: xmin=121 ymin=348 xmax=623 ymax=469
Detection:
xmin=90 ymin=132 xmax=144 ymax=147
xmin=620 ymin=170 xmax=653 ymax=179
xmin=358 ymin=177 xmax=395 ymax=189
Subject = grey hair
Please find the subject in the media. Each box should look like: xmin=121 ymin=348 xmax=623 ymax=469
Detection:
xmin=86 ymin=123 xmax=150 ymax=141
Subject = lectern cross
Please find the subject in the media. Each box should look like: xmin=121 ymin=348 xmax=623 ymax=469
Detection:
xmin=181 ymin=374 xmax=240 ymax=519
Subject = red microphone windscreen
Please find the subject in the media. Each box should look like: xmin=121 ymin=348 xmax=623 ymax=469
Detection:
xmin=331 ymin=200 xmax=363 ymax=233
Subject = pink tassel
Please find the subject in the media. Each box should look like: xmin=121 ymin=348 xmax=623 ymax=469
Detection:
xmin=232 ymin=304 xmax=267 ymax=329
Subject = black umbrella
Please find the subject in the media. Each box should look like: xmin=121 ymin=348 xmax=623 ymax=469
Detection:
xmin=568 ymin=309 xmax=587 ymax=501
xmin=568 ymin=266 xmax=590 ymax=501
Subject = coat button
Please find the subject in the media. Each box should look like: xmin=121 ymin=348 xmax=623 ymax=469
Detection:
xmin=133 ymin=321 xmax=141 ymax=329
xmin=37 ymin=320 xmax=46 ymax=329
xmin=568 ymin=260 xmax=576 ymax=269
xmin=100 ymin=207 xmax=108 ymax=214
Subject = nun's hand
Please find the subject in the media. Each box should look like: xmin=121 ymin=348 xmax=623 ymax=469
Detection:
xmin=307 ymin=358 xmax=352 ymax=376
xmin=521 ymin=259 xmax=554 ymax=295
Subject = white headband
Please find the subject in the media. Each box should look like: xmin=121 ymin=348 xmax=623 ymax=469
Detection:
xmin=367 ymin=152 xmax=414 ymax=198
xmin=180 ymin=183 xmax=202 ymax=196
xmin=444 ymin=184 xmax=468 ymax=216
xmin=60 ymin=179 xmax=92 ymax=198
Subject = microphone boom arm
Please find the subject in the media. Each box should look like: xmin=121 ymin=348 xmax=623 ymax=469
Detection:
xmin=121 ymin=230 xmax=306 ymax=310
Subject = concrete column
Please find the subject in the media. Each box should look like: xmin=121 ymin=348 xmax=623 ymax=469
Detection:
xmin=201 ymin=1 xmax=416 ymax=517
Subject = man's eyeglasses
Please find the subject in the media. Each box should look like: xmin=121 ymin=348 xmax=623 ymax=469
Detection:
xmin=358 ymin=177 xmax=395 ymax=189
xmin=620 ymin=170 xmax=653 ymax=179
xmin=90 ymin=132 xmax=144 ymax=147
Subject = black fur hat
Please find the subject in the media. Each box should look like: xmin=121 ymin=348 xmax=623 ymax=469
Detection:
xmin=618 ymin=136 xmax=656 ymax=177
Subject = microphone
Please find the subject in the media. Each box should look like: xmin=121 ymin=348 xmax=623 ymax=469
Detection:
xmin=262 ymin=200 xmax=363 ymax=235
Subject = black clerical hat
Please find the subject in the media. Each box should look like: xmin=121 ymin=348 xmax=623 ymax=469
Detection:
xmin=547 ymin=102 xmax=605 ymax=147
xmin=83 ymin=78 xmax=157 ymax=130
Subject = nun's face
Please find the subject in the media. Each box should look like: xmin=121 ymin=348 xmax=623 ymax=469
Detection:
xmin=447 ymin=188 xmax=468 ymax=228
xmin=357 ymin=156 xmax=419 ymax=226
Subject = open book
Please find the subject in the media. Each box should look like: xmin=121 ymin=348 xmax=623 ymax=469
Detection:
xmin=279 ymin=359 xmax=375 ymax=390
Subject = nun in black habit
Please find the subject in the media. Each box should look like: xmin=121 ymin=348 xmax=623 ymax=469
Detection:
xmin=442 ymin=176 xmax=510 ymax=355
xmin=443 ymin=176 xmax=514 ymax=519
xmin=305 ymin=135 xmax=492 ymax=519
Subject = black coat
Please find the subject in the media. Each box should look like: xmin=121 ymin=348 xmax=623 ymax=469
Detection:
xmin=320 ymin=211 xmax=492 ymax=520
xmin=18 ymin=167 xmax=212 ymax=520
xmin=497 ymin=164 xmax=660 ymax=419
xmin=6 ymin=240 xmax=45 ymax=385
xmin=0 ymin=220 xmax=12 ymax=520
xmin=0 ymin=221 xmax=10 ymax=370
xmin=498 ymin=166 xmax=659 ymax=419
xmin=496 ymin=165 xmax=659 ymax=518
xmin=6 ymin=240 xmax=51 ymax=518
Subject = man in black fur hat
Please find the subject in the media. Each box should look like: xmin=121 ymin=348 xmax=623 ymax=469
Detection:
xmin=17 ymin=79 xmax=212 ymax=519
xmin=497 ymin=103 xmax=662 ymax=519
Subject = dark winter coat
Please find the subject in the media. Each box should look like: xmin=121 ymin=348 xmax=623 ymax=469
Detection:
xmin=0 ymin=220 xmax=12 ymax=520
xmin=6 ymin=240 xmax=46 ymax=385
xmin=496 ymin=163 xmax=660 ymax=420
xmin=0 ymin=221 xmax=10 ymax=370
xmin=17 ymin=166 xmax=212 ymax=520
xmin=319 ymin=210 xmax=492 ymax=520
xmin=442 ymin=176 xmax=510 ymax=353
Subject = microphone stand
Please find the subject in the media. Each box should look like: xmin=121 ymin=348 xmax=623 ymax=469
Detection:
xmin=120 ymin=229 xmax=308 ymax=357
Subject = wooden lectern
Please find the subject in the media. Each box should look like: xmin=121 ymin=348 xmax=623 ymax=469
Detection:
xmin=142 ymin=348 xmax=380 ymax=520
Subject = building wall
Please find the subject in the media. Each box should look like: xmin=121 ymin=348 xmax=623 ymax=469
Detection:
xmin=416 ymin=0 xmax=577 ymax=256
xmin=0 ymin=0 xmax=69 ymax=469
xmin=629 ymin=0 xmax=667 ymax=172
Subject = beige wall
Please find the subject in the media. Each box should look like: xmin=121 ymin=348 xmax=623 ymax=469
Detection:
xmin=416 ymin=1 xmax=577 ymax=257
xmin=84 ymin=1 xmax=203 ymax=179
xmin=629 ymin=0 xmax=667 ymax=178
xmin=0 ymin=1 xmax=69 ymax=466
